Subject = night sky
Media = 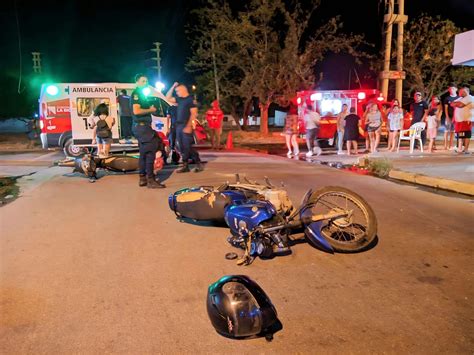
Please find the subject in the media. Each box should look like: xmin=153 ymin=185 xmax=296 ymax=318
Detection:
xmin=0 ymin=0 xmax=472 ymax=117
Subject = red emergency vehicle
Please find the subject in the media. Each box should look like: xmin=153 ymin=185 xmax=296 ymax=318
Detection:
xmin=296 ymin=89 xmax=411 ymax=145
xmin=39 ymin=83 xmax=172 ymax=157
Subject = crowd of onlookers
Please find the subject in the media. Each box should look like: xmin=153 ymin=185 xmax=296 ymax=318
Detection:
xmin=285 ymin=83 xmax=473 ymax=157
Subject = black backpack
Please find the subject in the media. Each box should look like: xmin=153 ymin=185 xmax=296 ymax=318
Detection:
xmin=96 ymin=116 xmax=111 ymax=138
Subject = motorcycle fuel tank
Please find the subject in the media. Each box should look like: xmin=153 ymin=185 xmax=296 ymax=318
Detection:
xmin=224 ymin=200 xmax=276 ymax=236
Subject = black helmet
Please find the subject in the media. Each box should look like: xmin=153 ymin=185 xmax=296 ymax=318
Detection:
xmin=206 ymin=275 xmax=282 ymax=340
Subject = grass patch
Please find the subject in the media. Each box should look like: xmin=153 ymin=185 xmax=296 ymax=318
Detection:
xmin=0 ymin=176 xmax=19 ymax=206
xmin=368 ymin=158 xmax=393 ymax=178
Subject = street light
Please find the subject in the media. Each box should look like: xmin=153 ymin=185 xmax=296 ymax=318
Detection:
xmin=192 ymin=85 xmax=197 ymax=91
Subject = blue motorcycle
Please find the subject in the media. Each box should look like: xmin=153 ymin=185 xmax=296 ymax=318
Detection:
xmin=169 ymin=175 xmax=377 ymax=265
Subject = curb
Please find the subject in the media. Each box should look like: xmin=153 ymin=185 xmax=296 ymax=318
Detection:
xmin=388 ymin=169 xmax=474 ymax=196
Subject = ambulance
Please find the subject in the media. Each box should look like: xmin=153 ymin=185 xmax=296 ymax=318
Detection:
xmin=38 ymin=83 xmax=172 ymax=157
xmin=296 ymin=89 xmax=411 ymax=145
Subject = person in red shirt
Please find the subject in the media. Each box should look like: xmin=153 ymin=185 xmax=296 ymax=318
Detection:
xmin=205 ymin=100 xmax=224 ymax=149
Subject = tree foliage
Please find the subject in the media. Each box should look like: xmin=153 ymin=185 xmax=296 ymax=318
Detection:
xmin=187 ymin=0 xmax=371 ymax=134
xmin=402 ymin=15 xmax=474 ymax=99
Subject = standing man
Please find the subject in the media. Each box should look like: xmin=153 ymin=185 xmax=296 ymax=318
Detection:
xmin=304 ymin=103 xmax=322 ymax=157
xmin=451 ymin=84 xmax=473 ymax=154
xmin=167 ymin=104 xmax=178 ymax=152
xmin=205 ymin=100 xmax=224 ymax=149
xmin=131 ymin=74 xmax=165 ymax=188
xmin=410 ymin=92 xmax=429 ymax=147
xmin=443 ymin=84 xmax=459 ymax=150
xmin=117 ymin=89 xmax=133 ymax=143
xmin=336 ymin=104 xmax=349 ymax=154
xmin=166 ymin=82 xmax=203 ymax=173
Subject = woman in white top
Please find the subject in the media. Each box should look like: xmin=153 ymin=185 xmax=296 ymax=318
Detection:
xmin=363 ymin=103 xmax=382 ymax=153
xmin=387 ymin=105 xmax=404 ymax=151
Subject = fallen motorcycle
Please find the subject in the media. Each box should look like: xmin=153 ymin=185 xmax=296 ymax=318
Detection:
xmin=169 ymin=175 xmax=377 ymax=265
xmin=58 ymin=153 xmax=143 ymax=179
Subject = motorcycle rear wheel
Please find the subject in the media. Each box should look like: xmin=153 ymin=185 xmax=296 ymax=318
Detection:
xmin=306 ymin=186 xmax=377 ymax=252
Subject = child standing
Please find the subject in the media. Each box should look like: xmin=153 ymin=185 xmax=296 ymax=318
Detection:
xmin=427 ymin=96 xmax=442 ymax=153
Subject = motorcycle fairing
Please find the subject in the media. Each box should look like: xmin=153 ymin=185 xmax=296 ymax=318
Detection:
xmin=300 ymin=207 xmax=334 ymax=253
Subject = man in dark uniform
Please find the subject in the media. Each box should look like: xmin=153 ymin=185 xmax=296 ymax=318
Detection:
xmin=167 ymin=104 xmax=178 ymax=151
xmin=165 ymin=82 xmax=203 ymax=173
xmin=131 ymin=74 xmax=165 ymax=188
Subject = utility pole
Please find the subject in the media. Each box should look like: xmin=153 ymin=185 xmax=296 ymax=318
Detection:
xmin=380 ymin=0 xmax=408 ymax=105
xmin=151 ymin=42 xmax=162 ymax=83
xmin=395 ymin=0 xmax=406 ymax=105
xmin=32 ymin=52 xmax=42 ymax=74
xmin=211 ymin=36 xmax=220 ymax=103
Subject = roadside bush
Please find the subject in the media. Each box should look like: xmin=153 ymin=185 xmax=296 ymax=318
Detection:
xmin=368 ymin=158 xmax=393 ymax=178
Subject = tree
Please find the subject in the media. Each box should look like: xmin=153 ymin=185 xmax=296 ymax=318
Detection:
xmin=402 ymin=15 xmax=474 ymax=99
xmin=187 ymin=0 xmax=371 ymax=134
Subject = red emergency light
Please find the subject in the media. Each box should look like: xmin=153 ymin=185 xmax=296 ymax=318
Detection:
xmin=357 ymin=92 xmax=366 ymax=100
xmin=377 ymin=95 xmax=384 ymax=102
xmin=297 ymin=97 xmax=302 ymax=104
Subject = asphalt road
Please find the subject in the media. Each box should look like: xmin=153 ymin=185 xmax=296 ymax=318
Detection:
xmin=1 ymin=150 xmax=473 ymax=353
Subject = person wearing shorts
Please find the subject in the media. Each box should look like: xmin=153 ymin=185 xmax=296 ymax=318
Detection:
xmin=427 ymin=96 xmax=442 ymax=153
xmin=284 ymin=100 xmax=300 ymax=157
xmin=387 ymin=105 xmax=404 ymax=151
xmin=364 ymin=103 xmax=382 ymax=153
xmin=88 ymin=103 xmax=115 ymax=158
xmin=304 ymin=103 xmax=322 ymax=157
xmin=451 ymin=85 xmax=473 ymax=154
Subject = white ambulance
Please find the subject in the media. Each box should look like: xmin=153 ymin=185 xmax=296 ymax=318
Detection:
xmin=38 ymin=83 xmax=172 ymax=157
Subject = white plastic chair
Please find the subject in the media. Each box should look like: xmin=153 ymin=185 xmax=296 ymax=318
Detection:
xmin=397 ymin=122 xmax=426 ymax=153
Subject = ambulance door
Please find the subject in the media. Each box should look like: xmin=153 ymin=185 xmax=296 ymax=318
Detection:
xmin=69 ymin=84 xmax=119 ymax=145
xmin=151 ymin=97 xmax=171 ymax=136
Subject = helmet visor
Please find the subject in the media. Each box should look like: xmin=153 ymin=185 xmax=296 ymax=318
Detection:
xmin=222 ymin=281 xmax=262 ymax=337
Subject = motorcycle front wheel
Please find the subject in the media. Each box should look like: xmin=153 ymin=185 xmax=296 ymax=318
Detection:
xmin=306 ymin=186 xmax=377 ymax=252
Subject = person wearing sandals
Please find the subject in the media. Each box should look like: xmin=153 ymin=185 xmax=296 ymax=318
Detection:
xmin=387 ymin=104 xmax=404 ymax=151
xmin=427 ymin=96 xmax=442 ymax=153
xmin=364 ymin=103 xmax=382 ymax=153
